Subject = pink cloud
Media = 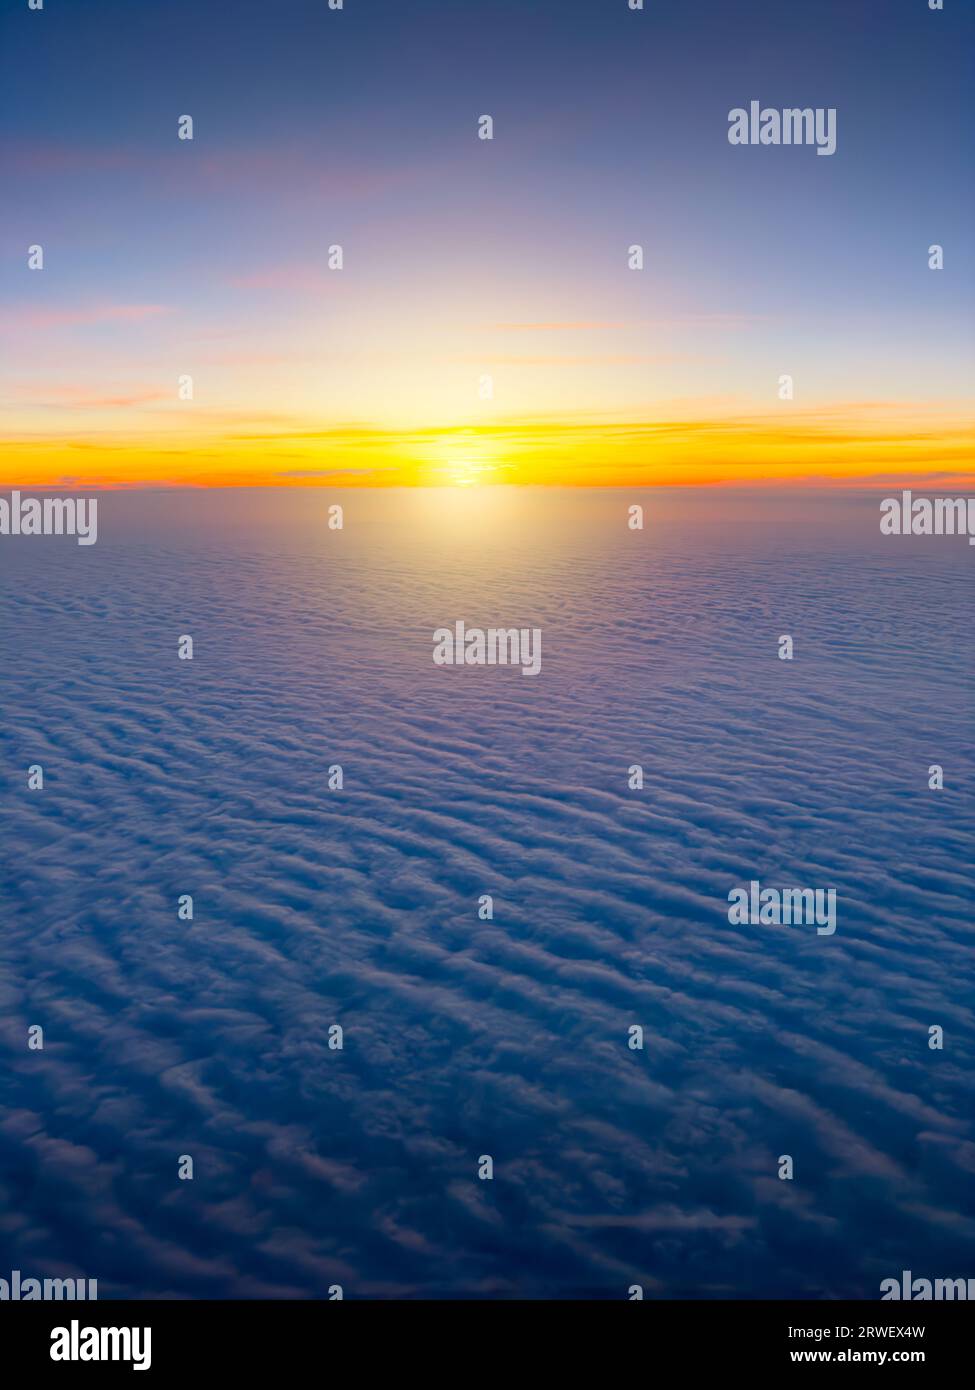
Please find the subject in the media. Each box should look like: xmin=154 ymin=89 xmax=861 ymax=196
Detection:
xmin=3 ymin=142 xmax=429 ymax=203
xmin=0 ymin=304 xmax=172 ymax=332
xmin=226 ymin=265 xmax=345 ymax=292
xmin=9 ymin=383 xmax=173 ymax=409
xmin=0 ymin=145 xmax=147 ymax=176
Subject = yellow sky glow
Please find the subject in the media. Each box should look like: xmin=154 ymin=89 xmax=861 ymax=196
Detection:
xmin=3 ymin=401 xmax=972 ymax=490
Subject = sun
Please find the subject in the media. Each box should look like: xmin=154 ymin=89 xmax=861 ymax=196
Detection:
xmin=449 ymin=464 xmax=480 ymax=486
xmin=416 ymin=430 xmax=504 ymax=487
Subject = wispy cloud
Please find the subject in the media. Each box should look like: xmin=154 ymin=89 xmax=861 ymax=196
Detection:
xmin=8 ymin=383 xmax=172 ymax=409
xmin=479 ymin=314 xmax=772 ymax=331
xmin=0 ymin=303 xmax=172 ymax=332
xmin=226 ymin=266 xmax=345 ymax=293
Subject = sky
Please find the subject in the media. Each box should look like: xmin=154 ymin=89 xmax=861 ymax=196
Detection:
xmin=1 ymin=0 xmax=973 ymax=487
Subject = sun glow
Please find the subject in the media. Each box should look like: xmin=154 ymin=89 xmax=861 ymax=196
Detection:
xmin=446 ymin=461 xmax=493 ymax=486
xmin=416 ymin=432 xmax=507 ymax=487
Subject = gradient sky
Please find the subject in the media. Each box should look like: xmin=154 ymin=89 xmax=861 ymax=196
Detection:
xmin=2 ymin=0 xmax=973 ymax=486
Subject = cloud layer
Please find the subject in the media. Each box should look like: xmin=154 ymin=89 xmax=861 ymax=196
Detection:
xmin=0 ymin=487 xmax=972 ymax=1298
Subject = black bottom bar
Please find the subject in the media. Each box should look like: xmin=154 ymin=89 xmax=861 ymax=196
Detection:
xmin=2 ymin=1299 xmax=969 ymax=1375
